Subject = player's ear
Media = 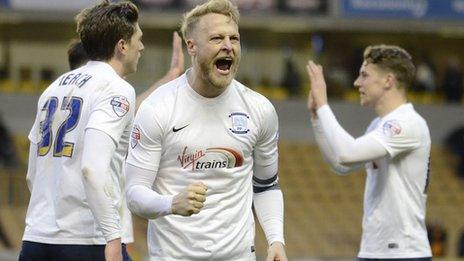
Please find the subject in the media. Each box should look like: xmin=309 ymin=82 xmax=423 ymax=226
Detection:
xmin=115 ymin=39 xmax=127 ymax=55
xmin=186 ymin=38 xmax=196 ymax=56
xmin=385 ymin=73 xmax=395 ymax=89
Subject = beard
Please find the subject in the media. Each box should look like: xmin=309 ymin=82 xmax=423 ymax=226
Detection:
xmin=197 ymin=55 xmax=240 ymax=90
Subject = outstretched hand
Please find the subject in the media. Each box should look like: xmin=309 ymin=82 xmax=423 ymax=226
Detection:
xmin=306 ymin=60 xmax=328 ymax=110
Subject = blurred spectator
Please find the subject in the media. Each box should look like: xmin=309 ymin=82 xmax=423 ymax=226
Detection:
xmin=0 ymin=113 xmax=19 ymax=169
xmin=0 ymin=224 xmax=11 ymax=248
xmin=278 ymin=0 xmax=326 ymax=14
xmin=280 ymin=58 xmax=301 ymax=98
xmin=132 ymin=0 xmax=180 ymax=9
xmin=459 ymin=228 xmax=464 ymax=257
xmin=442 ymin=57 xmax=463 ymax=103
xmin=326 ymin=65 xmax=350 ymax=98
xmin=445 ymin=125 xmax=464 ymax=179
xmin=414 ymin=56 xmax=436 ymax=93
xmin=426 ymin=219 xmax=448 ymax=257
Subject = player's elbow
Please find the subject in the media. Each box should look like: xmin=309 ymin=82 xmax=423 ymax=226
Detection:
xmin=331 ymin=166 xmax=352 ymax=176
xmin=329 ymin=159 xmax=353 ymax=176
xmin=81 ymin=166 xmax=99 ymax=186
xmin=82 ymin=166 xmax=91 ymax=180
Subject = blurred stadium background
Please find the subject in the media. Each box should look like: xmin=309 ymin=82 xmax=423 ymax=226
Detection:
xmin=0 ymin=0 xmax=464 ymax=260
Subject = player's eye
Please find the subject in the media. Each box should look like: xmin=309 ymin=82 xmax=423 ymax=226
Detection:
xmin=210 ymin=36 xmax=222 ymax=43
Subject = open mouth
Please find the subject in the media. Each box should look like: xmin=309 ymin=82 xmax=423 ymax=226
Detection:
xmin=215 ymin=58 xmax=233 ymax=75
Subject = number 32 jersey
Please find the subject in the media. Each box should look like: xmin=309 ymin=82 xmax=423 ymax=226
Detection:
xmin=24 ymin=61 xmax=135 ymax=245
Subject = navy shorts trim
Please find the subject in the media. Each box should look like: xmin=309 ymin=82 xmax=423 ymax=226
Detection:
xmin=19 ymin=241 xmax=132 ymax=261
xmin=358 ymin=258 xmax=432 ymax=261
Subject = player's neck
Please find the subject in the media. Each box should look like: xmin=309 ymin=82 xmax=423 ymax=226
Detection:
xmin=375 ymin=90 xmax=407 ymax=117
xmin=107 ymin=59 xmax=127 ymax=78
xmin=187 ymin=68 xmax=226 ymax=98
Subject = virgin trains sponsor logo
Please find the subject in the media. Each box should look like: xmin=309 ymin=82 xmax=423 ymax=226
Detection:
xmin=177 ymin=146 xmax=243 ymax=171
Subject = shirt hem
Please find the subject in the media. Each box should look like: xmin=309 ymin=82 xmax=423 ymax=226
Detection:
xmin=358 ymin=251 xmax=432 ymax=258
xmin=23 ymin=235 xmax=113 ymax=245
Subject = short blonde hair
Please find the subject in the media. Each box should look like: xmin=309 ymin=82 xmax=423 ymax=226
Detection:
xmin=180 ymin=0 xmax=240 ymax=41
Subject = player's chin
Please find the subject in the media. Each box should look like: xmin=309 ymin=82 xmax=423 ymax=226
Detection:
xmin=211 ymin=72 xmax=233 ymax=88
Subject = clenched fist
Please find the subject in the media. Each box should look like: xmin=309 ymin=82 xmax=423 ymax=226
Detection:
xmin=172 ymin=182 xmax=207 ymax=216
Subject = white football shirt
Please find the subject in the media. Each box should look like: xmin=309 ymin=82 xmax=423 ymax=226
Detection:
xmin=126 ymin=72 xmax=279 ymax=260
xmin=24 ymin=61 xmax=135 ymax=245
xmin=359 ymin=103 xmax=432 ymax=258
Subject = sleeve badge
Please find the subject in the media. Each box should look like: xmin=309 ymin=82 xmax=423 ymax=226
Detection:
xmin=110 ymin=96 xmax=130 ymax=117
xmin=382 ymin=120 xmax=402 ymax=137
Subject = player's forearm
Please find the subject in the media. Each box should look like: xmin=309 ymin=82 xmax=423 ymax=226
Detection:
xmin=125 ymin=163 xmax=173 ymax=219
xmin=253 ymin=189 xmax=285 ymax=246
xmin=82 ymin=166 xmax=121 ymax=241
xmin=126 ymin=184 xmax=173 ymax=219
xmin=316 ymin=105 xmax=388 ymax=166
xmin=311 ymin=118 xmax=357 ymax=175
xmin=81 ymin=129 xmax=121 ymax=242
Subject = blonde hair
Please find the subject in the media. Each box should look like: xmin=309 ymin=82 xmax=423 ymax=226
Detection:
xmin=180 ymin=0 xmax=240 ymax=41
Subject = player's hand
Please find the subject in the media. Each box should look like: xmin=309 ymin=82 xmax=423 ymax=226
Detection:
xmin=307 ymin=90 xmax=318 ymax=119
xmin=306 ymin=60 xmax=328 ymax=109
xmin=172 ymin=181 xmax=207 ymax=216
xmin=266 ymin=241 xmax=288 ymax=261
xmin=105 ymin=238 xmax=122 ymax=261
xmin=168 ymin=31 xmax=184 ymax=78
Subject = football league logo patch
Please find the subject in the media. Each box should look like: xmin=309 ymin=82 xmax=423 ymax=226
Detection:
xmin=130 ymin=125 xmax=141 ymax=149
xmin=382 ymin=120 xmax=402 ymax=137
xmin=110 ymin=96 xmax=130 ymax=117
xmin=229 ymin=112 xmax=249 ymax=134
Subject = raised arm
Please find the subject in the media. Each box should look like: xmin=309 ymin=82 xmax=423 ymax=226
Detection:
xmin=135 ymin=32 xmax=184 ymax=110
xmin=306 ymin=61 xmax=388 ymax=173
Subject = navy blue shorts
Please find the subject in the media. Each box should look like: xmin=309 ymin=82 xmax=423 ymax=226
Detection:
xmin=358 ymin=257 xmax=432 ymax=261
xmin=19 ymin=241 xmax=132 ymax=261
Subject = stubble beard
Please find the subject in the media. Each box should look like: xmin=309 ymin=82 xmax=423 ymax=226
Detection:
xmin=198 ymin=57 xmax=239 ymax=90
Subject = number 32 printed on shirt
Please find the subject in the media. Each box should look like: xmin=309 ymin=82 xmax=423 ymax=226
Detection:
xmin=38 ymin=96 xmax=83 ymax=157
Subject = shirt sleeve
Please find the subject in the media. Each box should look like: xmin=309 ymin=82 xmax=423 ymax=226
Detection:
xmin=311 ymin=117 xmax=362 ymax=174
xmin=368 ymin=118 xmax=421 ymax=158
xmin=126 ymin=101 xmax=164 ymax=171
xmin=81 ymin=128 xmax=121 ymax=242
xmin=86 ymin=82 xmax=135 ymax=144
xmin=252 ymin=99 xmax=284 ymax=246
xmin=316 ymin=105 xmax=388 ymax=167
xmin=252 ymin=99 xmax=279 ymax=192
xmin=28 ymin=96 xmax=44 ymax=144
xmin=253 ymin=100 xmax=279 ymax=168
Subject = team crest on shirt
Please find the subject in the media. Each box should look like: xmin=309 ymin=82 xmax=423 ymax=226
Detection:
xmin=110 ymin=96 xmax=130 ymax=117
xmin=130 ymin=125 xmax=141 ymax=148
xmin=229 ymin=112 xmax=249 ymax=134
xmin=382 ymin=120 xmax=402 ymax=137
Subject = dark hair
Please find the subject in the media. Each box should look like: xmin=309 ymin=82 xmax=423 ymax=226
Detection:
xmin=67 ymin=39 xmax=89 ymax=70
xmin=363 ymin=45 xmax=415 ymax=89
xmin=75 ymin=0 xmax=139 ymax=61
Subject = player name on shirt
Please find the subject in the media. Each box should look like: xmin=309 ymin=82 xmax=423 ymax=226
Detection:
xmin=58 ymin=72 xmax=93 ymax=88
